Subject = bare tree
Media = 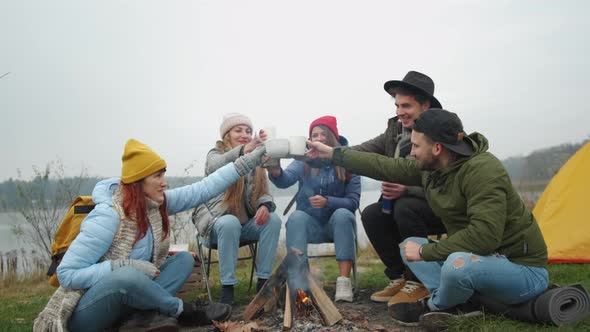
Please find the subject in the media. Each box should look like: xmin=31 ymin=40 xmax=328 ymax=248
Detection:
xmin=8 ymin=160 xmax=87 ymax=257
xmin=168 ymin=160 xmax=199 ymax=244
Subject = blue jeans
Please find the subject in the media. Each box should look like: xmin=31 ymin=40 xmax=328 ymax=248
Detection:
xmin=207 ymin=212 xmax=282 ymax=285
xmin=401 ymin=237 xmax=549 ymax=310
xmin=68 ymin=251 xmax=194 ymax=332
xmin=286 ymin=208 xmax=356 ymax=261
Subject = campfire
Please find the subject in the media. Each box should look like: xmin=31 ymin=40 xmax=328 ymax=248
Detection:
xmin=244 ymin=248 xmax=342 ymax=330
xmin=295 ymin=289 xmax=313 ymax=318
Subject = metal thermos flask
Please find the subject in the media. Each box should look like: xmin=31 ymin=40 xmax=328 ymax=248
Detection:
xmin=381 ymin=199 xmax=393 ymax=214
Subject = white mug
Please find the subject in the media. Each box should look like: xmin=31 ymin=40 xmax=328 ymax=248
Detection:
xmin=288 ymin=136 xmax=308 ymax=156
xmin=265 ymin=139 xmax=290 ymax=158
xmin=262 ymin=126 xmax=277 ymax=140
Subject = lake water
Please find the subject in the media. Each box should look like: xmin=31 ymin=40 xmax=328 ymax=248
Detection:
xmin=0 ymin=212 xmax=26 ymax=252
xmin=0 ymin=190 xmax=382 ymax=253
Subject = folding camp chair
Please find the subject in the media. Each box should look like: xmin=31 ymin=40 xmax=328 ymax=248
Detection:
xmin=196 ymin=234 xmax=258 ymax=303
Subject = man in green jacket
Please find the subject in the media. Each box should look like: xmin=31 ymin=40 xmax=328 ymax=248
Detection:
xmin=306 ymin=109 xmax=548 ymax=327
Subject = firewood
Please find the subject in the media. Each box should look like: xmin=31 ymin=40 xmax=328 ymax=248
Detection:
xmin=244 ymin=255 xmax=289 ymax=320
xmin=306 ymin=274 xmax=342 ymax=326
xmin=283 ymin=284 xmax=292 ymax=330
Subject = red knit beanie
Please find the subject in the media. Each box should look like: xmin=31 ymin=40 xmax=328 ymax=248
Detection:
xmin=309 ymin=115 xmax=339 ymax=138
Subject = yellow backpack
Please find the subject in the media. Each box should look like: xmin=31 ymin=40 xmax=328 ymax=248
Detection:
xmin=47 ymin=196 xmax=96 ymax=287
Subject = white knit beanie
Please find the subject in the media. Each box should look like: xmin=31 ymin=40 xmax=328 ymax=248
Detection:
xmin=219 ymin=113 xmax=253 ymax=138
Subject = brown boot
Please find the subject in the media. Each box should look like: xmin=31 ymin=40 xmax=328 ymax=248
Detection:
xmin=370 ymin=278 xmax=406 ymax=303
xmin=387 ymin=281 xmax=430 ymax=307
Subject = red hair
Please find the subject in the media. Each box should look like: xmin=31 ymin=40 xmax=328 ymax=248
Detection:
xmin=121 ymin=182 xmax=170 ymax=245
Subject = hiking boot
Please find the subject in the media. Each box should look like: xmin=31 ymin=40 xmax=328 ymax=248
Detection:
xmin=389 ymin=298 xmax=430 ymax=326
xmin=387 ymin=280 xmax=430 ymax=307
xmin=370 ymin=278 xmax=406 ymax=303
xmin=118 ymin=310 xmax=179 ymax=332
xmin=219 ymin=285 xmax=234 ymax=305
xmin=334 ymin=276 xmax=353 ymax=302
xmin=256 ymin=278 xmax=267 ymax=293
xmin=178 ymin=301 xmax=232 ymax=326
xmin=419 ymin=304 xmax=483 ymax=332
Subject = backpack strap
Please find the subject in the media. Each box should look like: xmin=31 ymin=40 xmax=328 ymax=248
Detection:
xmin=283 ymin=187 xmax=301 ymax=216
xmin=73 ymin=204 xmax=95 ymax=215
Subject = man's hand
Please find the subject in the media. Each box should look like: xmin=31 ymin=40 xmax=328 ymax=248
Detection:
xmin=382 ymin=182 xmax=407 ymax=200
xmin=309 ymin=195 xmax=328 ymax=209
xmin=255 ymin=205 xmax=270 ymax=226
xmin=401 ymin=240 xmax=423 ymax=262
xmin=306 ymin=140 xmax=334 ymax=159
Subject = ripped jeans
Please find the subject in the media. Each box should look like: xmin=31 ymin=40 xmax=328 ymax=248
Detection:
xmin=401 ymin=237 xmax=549 ymax=310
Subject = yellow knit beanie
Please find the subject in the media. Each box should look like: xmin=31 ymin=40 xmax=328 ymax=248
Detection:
xmin=121 ymin=139 xmax=167 ymax=184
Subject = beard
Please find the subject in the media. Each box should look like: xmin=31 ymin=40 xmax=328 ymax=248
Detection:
xmin=417 ymin=152 xmax=438 ymax=171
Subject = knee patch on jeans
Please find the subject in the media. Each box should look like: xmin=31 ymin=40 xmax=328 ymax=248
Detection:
xmin=447 ymin=252 xmax=480 ymax=270
xmin=453 ymin=257 xmax=465 ymax=268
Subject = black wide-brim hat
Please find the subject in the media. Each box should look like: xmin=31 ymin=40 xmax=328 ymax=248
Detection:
xmin=384 ymin=71 xmax=442 ymax=109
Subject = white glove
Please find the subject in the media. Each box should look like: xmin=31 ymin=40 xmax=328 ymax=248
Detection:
xmin=111 ymin=259 xmax=158 ymax=279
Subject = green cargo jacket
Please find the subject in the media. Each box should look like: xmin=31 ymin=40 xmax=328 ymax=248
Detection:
xmin=352 ymin=116 xmax=402 ymax=157
xmin=333 ymin=132 xmax=547 ymax=268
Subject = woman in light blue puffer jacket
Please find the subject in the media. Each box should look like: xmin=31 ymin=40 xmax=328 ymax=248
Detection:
xmin=34 ymin=138 xmax=265 ymax=332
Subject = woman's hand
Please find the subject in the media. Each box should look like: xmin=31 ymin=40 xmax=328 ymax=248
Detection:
xmin=111 ymin=259 xmax=160 ymax=279
xmin=305 ymin=140 xmax=334 ymax=159
xmin=258 ymin=129 xmax=269 ymax=142
xmin=267 ymin=165 xmax=282 ymax=177
xmin=255 ymin=205 xmax=270 ymax=226
xmin=309 ymin=195 xmax=328 ymax=209
xmin=244 ymin=135 xmax=264 ymax=154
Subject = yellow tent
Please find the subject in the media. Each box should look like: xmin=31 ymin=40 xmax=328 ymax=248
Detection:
xmin=533 ymin=142 xmax=590 ymax=263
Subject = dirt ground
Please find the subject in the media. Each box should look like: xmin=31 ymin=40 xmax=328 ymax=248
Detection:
xmin=181 ymin=288 xmax=424 ymax=332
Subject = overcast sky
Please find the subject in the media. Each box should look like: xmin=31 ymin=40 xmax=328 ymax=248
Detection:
xmin=1 ymin=1 xmax=589 ymax=181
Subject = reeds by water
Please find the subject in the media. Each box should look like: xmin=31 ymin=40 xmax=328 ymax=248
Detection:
xmin=0 ymin=249 xmax=46 ymax=280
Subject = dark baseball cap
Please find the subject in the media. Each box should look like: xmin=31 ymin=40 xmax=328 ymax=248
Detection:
xmin=413 ymin=108 xmax=474 ymax=156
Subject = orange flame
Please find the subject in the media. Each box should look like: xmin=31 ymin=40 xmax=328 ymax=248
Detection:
xmin=295 ymin=289 xmax=313 ymax=317
xmin=297 ymin=289 xmax=311 ymax=303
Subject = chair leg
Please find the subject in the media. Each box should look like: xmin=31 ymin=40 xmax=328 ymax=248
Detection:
xmin=197 ymin=237 xmax=213 ymax=303
xmin=353 ymin=230 xmax=359 ymax=294
xmin=352 ymin=255 xmax=358 ymax=294
xmin=247 ymin=243 xmax=258 ymax=292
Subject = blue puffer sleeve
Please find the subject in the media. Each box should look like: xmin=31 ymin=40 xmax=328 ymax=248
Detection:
xmin=56 ymin=204 xmax=119 ymax=290
xmin=326 ymin=174 xmax=361 ymax=212
xmin=268 ymin=160 xmax=305 ymax=188
xmin=166 ymin=163 xmax=241 ymax=215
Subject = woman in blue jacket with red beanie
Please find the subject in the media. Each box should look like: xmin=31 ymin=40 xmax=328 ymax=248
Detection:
xmin=267 ymin=115 xmax=361 ymax=302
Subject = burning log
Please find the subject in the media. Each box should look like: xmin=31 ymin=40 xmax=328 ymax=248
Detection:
xmin=244 ymin=249 xmax=342 ymax=328
xmin=306 ymin=273 xmax=342 ymax=326
xmin=283 ymin=284 xmax=292 ymax=330
xmin=243 ymin=254 xmax=289 ymax=320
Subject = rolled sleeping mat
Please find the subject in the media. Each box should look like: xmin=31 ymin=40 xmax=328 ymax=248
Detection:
xmin=470 ymin=292 xmax=537 ymax=323
xmin=533 ymin=284 xmax=590 ymax=326
xmin=471 ymin=284 xmax=590 ymax=326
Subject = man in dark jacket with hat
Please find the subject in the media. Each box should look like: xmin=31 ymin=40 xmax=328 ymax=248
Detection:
xmin=306 ymin=109 xmax=549 ymax=328
xmin=351 ymin=71 xmax=447 ymax=306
